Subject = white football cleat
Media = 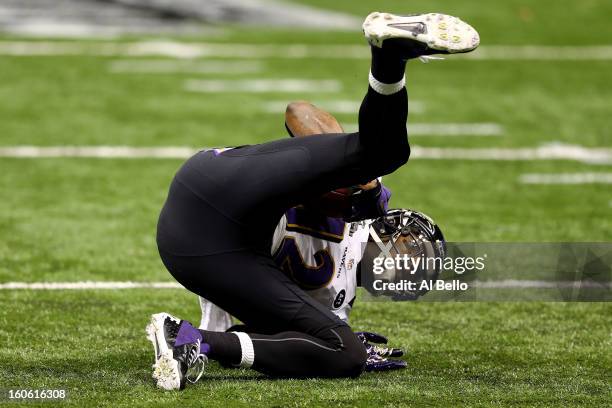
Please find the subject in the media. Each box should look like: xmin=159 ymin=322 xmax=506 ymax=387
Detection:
xmin=363 ymin=12 xmax=480 ymax=58
xmin=146 ymin=312 xmax=208 ymax=391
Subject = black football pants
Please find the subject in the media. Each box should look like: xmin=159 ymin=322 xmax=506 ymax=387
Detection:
xmin=156 ymin=86 xmax=409 ymax=377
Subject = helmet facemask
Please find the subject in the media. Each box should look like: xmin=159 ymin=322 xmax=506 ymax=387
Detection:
xmin=364 ymin=209 xmax=446 ymax=300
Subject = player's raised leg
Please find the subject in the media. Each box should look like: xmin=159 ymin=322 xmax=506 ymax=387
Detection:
xmin=357 ymin=12 xmax=479 ymax=175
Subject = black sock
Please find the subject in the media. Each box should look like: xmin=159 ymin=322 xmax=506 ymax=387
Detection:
xmin=199 ymin=330 xmax=242 ymax=365
xmin=370 ymin=45 xmax=407 ymax=84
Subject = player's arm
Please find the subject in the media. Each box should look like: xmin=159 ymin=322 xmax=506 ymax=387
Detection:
xmin=345 ymin=179 xmax=391 ymax=222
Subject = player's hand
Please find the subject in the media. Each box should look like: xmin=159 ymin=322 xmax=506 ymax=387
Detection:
xmin=356 ymin=331 xmax=407 ymax=372
xmin=357 ymin=179 xmax=379 ymax=191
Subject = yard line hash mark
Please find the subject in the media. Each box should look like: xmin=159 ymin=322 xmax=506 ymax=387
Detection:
xmin=519 ymin=173 xmax=612 ymax=184
xmin=108 ymin=59 xmax=264 ymax=74
xmin=184 ymin=79 xmax=342 ymax=93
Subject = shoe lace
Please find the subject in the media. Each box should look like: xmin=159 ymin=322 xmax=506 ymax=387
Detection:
xmin=165 ymin=317 xmax=180 ymax=340
xmin=418 ymin=55 xmax=445 ymax=63
xmin=185 ymin=339 xmax=207 ymax=384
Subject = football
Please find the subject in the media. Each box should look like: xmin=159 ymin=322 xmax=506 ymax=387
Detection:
xmin=305 ymin=187 xmax=355 ymax=218
xmin=284 ymin=100 xmax=345 ymax=136
xmin=285 ymin=101 xmax=354 ymax=218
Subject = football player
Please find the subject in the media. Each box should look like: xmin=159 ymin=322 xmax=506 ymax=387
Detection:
xmin=198 ymin=101 xmax=406 ymax=371
xmin=147 ymin=11 xmax=479 ymax=389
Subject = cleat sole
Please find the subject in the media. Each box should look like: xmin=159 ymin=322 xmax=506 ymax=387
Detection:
xmin=151 ymin=349 xmax=182 ymax=391
xmin=146 ymin=313 xmax=183 ymax=390
xmin=363 ymin=12 xmax=480 ymax=54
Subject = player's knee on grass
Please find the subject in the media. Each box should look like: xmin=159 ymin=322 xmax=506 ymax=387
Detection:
xmin=339 ymin=337 xmax=368 ymax=378
xmin=331 ymin=326 xmax=368 ymax=378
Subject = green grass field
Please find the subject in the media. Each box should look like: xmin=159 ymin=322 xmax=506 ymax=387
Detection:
xmin=0 ymin=0 xmax=611 ymax=406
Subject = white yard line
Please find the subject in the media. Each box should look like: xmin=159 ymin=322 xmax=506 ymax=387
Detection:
xmin=342 ymin=123 xmax=503 ymax=136
xmin=108 ymin=59 xmax=264 ymax=74
xmin=411 ymin=144 xmax=612 ymax=164
xmin=0 ymin=281 xmax=182 ymax=290
xmin=519 ymin=173 xmax=612 ymax=184
xmin=184 ymin=79 xmax=342 ymax=93
xmin=0 ymin=146 xmax=197 ymax=159
xmin=0 ymin=41 xmax=356 ymax=59
xmin=6 ymin=22 xmax=124 ymax=39
xmin=1 ymin=144 xmax=611 ymax=164
xmin=262 ymin=100 xmax=425 ymax=114
xmin=409 ymin=123 xmax=503 ymax=136
xmin=457 ymin=45 xmax=612 ymax=61
xmin=1 ymin=41 xmax=612 ymax=60
xmin=0 ymin=280 xmax=608 ymax=290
